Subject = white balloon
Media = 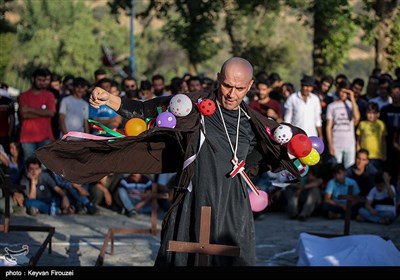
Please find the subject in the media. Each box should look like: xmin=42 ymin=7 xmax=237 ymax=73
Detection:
xmin=273 ymin=125 xmax=293 ymax=145
xmin=169 ymin=94 xmax=193 ymax=117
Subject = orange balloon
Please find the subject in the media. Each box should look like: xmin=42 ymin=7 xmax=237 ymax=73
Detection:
xmin=124 ymin=118 xmax=147 ymax=136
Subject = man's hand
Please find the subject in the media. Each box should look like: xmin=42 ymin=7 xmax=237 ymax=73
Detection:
xmin=90 ymin=87 xmax=110 ymax=108
xmin=13 ymin=192 xmax=24 ymax=207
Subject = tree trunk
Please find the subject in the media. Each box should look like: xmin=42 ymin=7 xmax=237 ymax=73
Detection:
xmin=189 ymin=62 xmax=198 ymax=75
xmin=312 ymin=2 xmax=328 ymax=80
xmin=374 ymin=0 xmax=399 ymax=71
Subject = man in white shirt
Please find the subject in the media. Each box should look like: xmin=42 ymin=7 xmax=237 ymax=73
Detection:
xmin=284 ymin=75 xmax=323 ymax=138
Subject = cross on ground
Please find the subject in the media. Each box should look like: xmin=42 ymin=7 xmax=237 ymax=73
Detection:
xmin=95 ymin=182 xmax=169 ymax=266
xmin=168 ymin=206 xmax=240 ymax=266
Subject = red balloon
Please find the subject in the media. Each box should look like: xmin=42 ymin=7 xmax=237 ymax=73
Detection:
xmin=197 ymin=99 xmax=216 ymax=116
xmin=287 ymin=134 xmax=312 ymax=158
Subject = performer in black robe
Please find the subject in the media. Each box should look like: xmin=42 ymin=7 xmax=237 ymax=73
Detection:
xmin=36 ymin=57 xmax=303 ymax=266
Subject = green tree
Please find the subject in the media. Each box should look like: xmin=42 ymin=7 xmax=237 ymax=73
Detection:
xmin=5 ymin=0 xmax=128 ymax=88
xmin=357 ymin=0 xmax=399 ymax=71
xmin=109 ymin=0 xmax=224 ymax=75
xmin=222 ymin=0 xmax=288 ymax=74
xmin=387 ymin=10 xmax=400 ymax=71
xmin=0 ymin=0 xmax=17 ymax=81
xmin=287 ymin=0 xmax=356 ymax=79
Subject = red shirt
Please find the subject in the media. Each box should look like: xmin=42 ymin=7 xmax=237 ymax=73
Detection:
xmin=19 ymin=89 xmax=56 ymax=143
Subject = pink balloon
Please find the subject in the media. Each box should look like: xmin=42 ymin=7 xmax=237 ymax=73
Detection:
xmin=249 ymin=190 xmax=269 ymax=212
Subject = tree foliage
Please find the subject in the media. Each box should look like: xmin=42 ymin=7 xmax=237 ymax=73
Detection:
xmin=109 ymin=0 xmax=224 ymax=74
xmin=357 ymin=0 xmax=399 ymax=71
xmin=222 ymin=0 xmax=287 ymax=74
xmin=387 ymin=10 xmax=400 ymax=71
xmin=5 ymin=0 xmax=129 ymax=87
xmin=287 ymin=0 xmax=356 ymax=78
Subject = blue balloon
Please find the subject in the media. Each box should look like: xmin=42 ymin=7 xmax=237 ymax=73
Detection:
xmin=309 ymin=136 xmax=324 ymax=154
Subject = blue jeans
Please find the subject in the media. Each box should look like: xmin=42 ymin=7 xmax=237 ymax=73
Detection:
xmin=22 ymin=139 xmax=52 ymax=162
xmin=24 ymin=196 xmax=60 ymax=214
xmin=358 ymin=207 xmax=396 ymax=223
xmin=118 ymin=187 xmax=151 ymax=214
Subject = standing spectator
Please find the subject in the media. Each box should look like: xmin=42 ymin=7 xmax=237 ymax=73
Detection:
xmin=351 ymin=78 xmax=368 ymax=121
xmin=249 ymin=78 xmax=282 ymax=122
xmin=370 ymin=77 xmax=392 ymax=110
xmin=0 ymin=85 xmax=15 ymax=154
xmin=326 ymin=80 xmax=360 ymax=168
xmin=18 ymin=68 xmax=56 ymax=161
xmin=152 ymin=74 xmax=167 ymax=97
xmin=59 ymin=77 xmax=90 ymax=137
xmin=380 ymin=82 xmax=400 ymax=186
xmin=284 ymin=75 xmax=323 ymax=137
xmin=356 ymin=102 xmax=386 ymax=171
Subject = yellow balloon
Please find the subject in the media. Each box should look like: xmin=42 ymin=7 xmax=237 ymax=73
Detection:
xmin=299 ymin=148 xmax=320 ymax=166
xmin=125 ymin=118 xmax=147 ymax=136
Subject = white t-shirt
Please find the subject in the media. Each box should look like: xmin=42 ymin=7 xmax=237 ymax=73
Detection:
xmin=59 ymin=95 xmax=89 ymax=135
xmin=367 ymin=185 xmax=396 ymax=215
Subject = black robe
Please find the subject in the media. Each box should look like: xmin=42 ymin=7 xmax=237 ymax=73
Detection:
xmin=36 ymin=91 xmax=303 ymax=266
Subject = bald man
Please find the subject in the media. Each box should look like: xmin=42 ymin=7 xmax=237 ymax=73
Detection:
xmin=38 ymin=57 xmax=303 ymax=266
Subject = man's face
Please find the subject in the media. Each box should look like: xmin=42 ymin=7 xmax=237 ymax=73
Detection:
xmin=32 ymin=76 xmax=49 ymax=90
xmin=217 ymin=67 xmax=253 ymax=110
xmin=27 ymin=163 xmax=42 ymax=179
xmin=355 ymin=152 xmax=369 ymax=169
xmin=124 ymin=80 xmax=137 ymax=92
xmin=334 ymin=170 xmax=345 ymax=184
xmin=189 ymin=80 xmax=202 ymax=93
xmin=321 ymin=81 xmax=332 ymax=94
xmin=351 ymin=84 xmax=363 ymax=98
xmin=152 ymin=79 xmax=164 ymax=95
xmin=257 ymin=83 xmax=271 ymax=100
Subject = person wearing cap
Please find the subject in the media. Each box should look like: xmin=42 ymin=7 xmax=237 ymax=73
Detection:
xmin=283 ymin=75 xmax=323 ymax=138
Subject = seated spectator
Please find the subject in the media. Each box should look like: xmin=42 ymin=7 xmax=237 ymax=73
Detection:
xmin=88 ymin=174 xmax=115 ymax=208
xmin=50 ymin=171 xmax=97 ymax=215
xmin=284 ymin=166 xmax=323 ymax=221
xmin=322 ymin=164 xmax=361 ymax=219
xmin=346 ymin=148 xmax=378 ymax=197
xmin=0 ymin=142 xmax=23 ymax=178
xmin=117 ymin=173 xmax=168 ymax=217
xmin=19 ymin=157 xmax=71 ymax=215
xmin=358 ymin=172 xmax=396 ymax=224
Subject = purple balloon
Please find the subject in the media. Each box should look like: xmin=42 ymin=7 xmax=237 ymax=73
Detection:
xmin=309 ymin=136 xmax=324 ymax=154
xmin=156 ymin=112 xmax=176 ymax=128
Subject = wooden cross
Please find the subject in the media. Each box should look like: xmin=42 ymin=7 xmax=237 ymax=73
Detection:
xmin=95 ymin=182 xmax=169 ymax=266
xmin=168 ymin=206 xmax=240 ymax=266
xmin=337 ymin=185 xmax=365 ymax=235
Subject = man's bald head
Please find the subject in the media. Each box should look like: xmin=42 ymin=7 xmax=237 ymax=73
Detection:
xmin=219 ymin=57 xmax=254 ymax=83
xmin=217 ymin=57 xmax=254 ymax=110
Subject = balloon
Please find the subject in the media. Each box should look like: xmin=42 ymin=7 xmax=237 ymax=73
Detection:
xmin=197 ymin=99 xmax=216 ymax=116
xmin=169 ymin=94 xmax=193 ymax=117
xmin=125 ymin=118 xmax=147 ymax=136
xmin=249 ymin=190 xmax=269 ymax=212
xmin=299 ymin=148 xmax=320 ymax=166
xmin=287 ymin=134 xmax=312 ymax=158
xmin=309 ymin=136 xmax=324 ymax=154
xmin=292 ymin=159 xmax=309 ymax=177
xmin=300 ymin=165 xmax=309 ymax=177
xmin=287 ymin=151 xmax=296 ymax=159
xmin=156 ymin=112 xmax=177 ymax=128
xmin=273 ymin=125 xmax=293 ymax=145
